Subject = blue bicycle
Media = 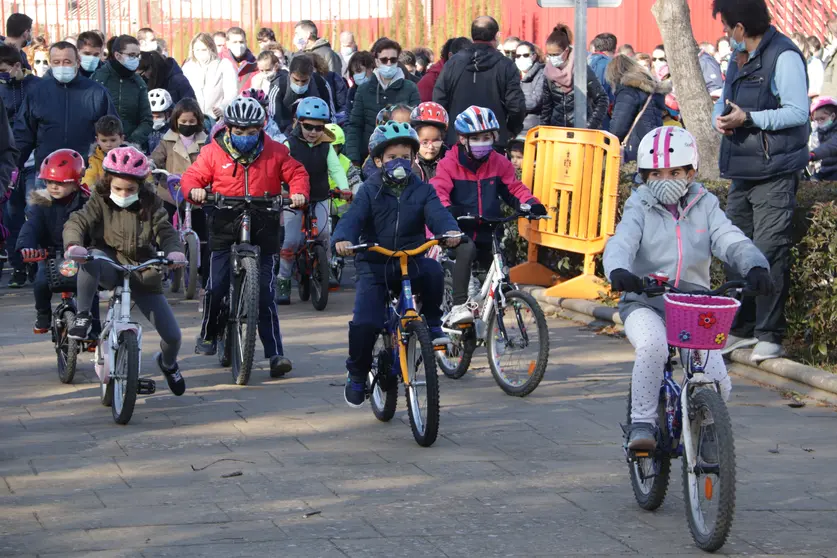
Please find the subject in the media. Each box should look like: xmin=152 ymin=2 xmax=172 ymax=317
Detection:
xmin=624 ymin=277 xmax=747 ymax=552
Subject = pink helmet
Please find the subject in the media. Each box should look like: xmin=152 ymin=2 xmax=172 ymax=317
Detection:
xmin=810 ymin=96 xmax=837 ymax=115
xmin=102 ymin=146 xmax=150 ymax=178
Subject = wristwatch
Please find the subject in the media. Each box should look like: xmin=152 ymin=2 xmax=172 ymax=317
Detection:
xmin=743 ymin=112 xmax=755 ymax=128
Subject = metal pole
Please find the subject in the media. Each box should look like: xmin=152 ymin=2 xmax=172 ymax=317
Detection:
xmin=98 ymin=0 xmax=107 ymax=36
xmin=573 ymin=0 xmax=587 ymax=127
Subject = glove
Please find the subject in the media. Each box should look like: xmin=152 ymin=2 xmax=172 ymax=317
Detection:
xmin=745 ymin=267 xmax=773 ymax=296
xmin=20 ymin=248 xmax=42 ymax=261
xmin=167 ymin=251 xmax=187 ymax=267
xmin=528 ymin=203 xmax=548 ymax=217
xmin=65 ymin=245 xmax=88 ymax=261
xmin=610 ymin=268 xmax=644 ymax=294
xmin=166 ymin=174 xmax=182 ymax=188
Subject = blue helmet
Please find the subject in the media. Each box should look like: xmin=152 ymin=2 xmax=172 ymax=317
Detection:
xmin=368 ymin=121 xmax=420 ymax=158
xmin=454 ymin=105 xmax=500 ymax=135
xmin=296 ymin=97 xmax=331 ymax=121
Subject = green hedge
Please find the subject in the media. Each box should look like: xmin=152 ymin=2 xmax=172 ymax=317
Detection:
xmin=503 ymin=167 xmax=837 ymax=369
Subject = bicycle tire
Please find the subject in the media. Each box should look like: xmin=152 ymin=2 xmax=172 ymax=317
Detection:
xmin=486 ymin=290 xmax=549 ymax=397
xmin=100 ymin=378 xmax=113 ymax=407
xmin=310 ymin=244 xmax=330 ymax=311
xmin=231 ymin=257 xmax=260 ymax=386
xmin=683 ymin=387 xmax=736 ymax=552
xmin=185 ymin=234 xmax=199 ymax=300
xmin=436 ymin=274 xmax=476 ymax=379
xmin=297 ymin=253 xmax=311 ymax=301
xmin=627 ymin=382 xmax=671 ymax=511
xmin=56 ymin=309 xmax=79 ymax=384
xmin=217 ymin=302 xmax=232 ymax=368
xmin=404 ymin=319 xmax=440 ymax=447
xmin=369 ymin=332 xmax=398 ymax=422
xmin=111 ymin=330 xmax=139 ymax=425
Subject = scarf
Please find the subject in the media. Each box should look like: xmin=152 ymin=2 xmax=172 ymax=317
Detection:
xmin=110 ymin=58 xmax=137 ymax=79
xmin=544 ymin=53 xmax=574 ymax=93
xmin=221 ymin=130 xmax=263 ymax=165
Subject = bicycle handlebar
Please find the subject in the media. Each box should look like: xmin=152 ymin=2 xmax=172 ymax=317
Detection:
xmin=330 ymin=189 xmax=353 ymax=202
xmin=203 ymin=192 xmax=293 ymax=210
xmin=80 ymin=253 xmax=173 ymax=273
xmin=348 ymin=233 xmax=463 ymax=258
xmin=641 ymin=279 xmax=749 ymax=298
xmin=456 ymin=206 xmax=551 ymax=226
xmin=22 ymin=247 xmax=56 ymax=263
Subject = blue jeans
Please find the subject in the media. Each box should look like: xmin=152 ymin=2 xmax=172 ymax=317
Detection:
xmin=4 ymin=167 xmax=37 ymax=270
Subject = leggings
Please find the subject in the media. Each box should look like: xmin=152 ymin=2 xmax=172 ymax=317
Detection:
xmin=77 ymin=250 xmax=182 ymax=368
xmin=451 ymin=238 xmax=493 ymax=305
xmin=278 ymin=201 xmax=330 ymax=279
xmin=624 ymin=308 xmax=731 ymax=424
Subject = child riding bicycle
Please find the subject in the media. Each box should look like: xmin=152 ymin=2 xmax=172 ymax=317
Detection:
xmin=333 ymin=121 xmax=461 ymax=408
xmin=181 ymin=95 xmax=310 ymax=378
xmin=63 ymin=146 xmax=188 ymax=396
xmin=603 ymin=126 xmax=772 ymax=452
xmin=430 ymin=105 xmax=547 ymax=327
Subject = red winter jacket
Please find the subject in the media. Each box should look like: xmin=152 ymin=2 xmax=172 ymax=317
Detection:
xmin=220 ymin=48 xmax=258 ymax=93
xmin=417 ymin=59 xmax=444 ymax=102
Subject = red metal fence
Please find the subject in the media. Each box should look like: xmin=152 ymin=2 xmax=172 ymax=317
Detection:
xmin=3 ymin=0 xmax=836 ymax=62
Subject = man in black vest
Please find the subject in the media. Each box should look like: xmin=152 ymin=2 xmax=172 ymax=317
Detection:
xmin=712 ymin=0 xmax=809 ymax=361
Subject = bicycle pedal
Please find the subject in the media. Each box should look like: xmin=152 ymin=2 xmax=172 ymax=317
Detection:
xmin=328 ymin=286 xmax=340 ymax=292
xmin=33 ymin=328 xmax=49 ymax=334
xmin=137 ymin=378 xmax=156 ymax=395
xmin=86 ymin=341 xmax=98 ymax=352
xmin=632 ymin=451 xmax=651 ymax=458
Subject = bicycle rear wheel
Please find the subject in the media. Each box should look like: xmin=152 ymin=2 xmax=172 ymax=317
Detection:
xmin=683 ymin=387 xmax=736 ymax=552
xmin=486 ymin=290 xmax=549 ymax=396
xmin=185 ymin=234 xmax=199 ymax=300
xmin=436 ymin=273 xmax=476 ymax=379
xmin=111 ymin=330 xmax=139 ymax=425
xmin=217 ymin=301 xmax=232 ymax=368
xmin=231 ymin=257 xmax=260 ymax=385
xmin=369 ymin=332 xmax=398 ymax=422
xmin=627 ymin=383 xmax=671 ymax=510
xmin=310 ymin=244 xmax=329 ymax=311
xmin=404 ymin=319 xmax=440 ymax=447
xmin=56 ymin=309 xmax=80 ymax=384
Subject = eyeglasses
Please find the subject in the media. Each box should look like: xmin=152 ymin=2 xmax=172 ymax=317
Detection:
xmin=301 ymin=122 xmax=325 ymax=133
xmin=652 ymin=56 xmax=666 ymax=62
xmin=420 ymin=140 xmax=443 ymax=147
xmin=378 ymin=56 xmax=398 ymax=65
xmin=120 ymin=52 xmax=141 ymax=59
xmin=503 ymin=50 xmax=516 ymax=56
xmin=514 ymin=53 xmax=532 ymax=59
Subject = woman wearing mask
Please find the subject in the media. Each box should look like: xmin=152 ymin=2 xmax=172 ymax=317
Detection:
xmin=92 ymin=35 xmax=154 ymax=148
xmin=791 ymin=32 xmax=824 ymax=97
xmin=345 ymin=50 xmax=374 ymax=122
xmin=138 ymin=50 xmax=196 ymax=106
xmin=540 ymin=24 xmax=608 ymax=130
xmin=182 ymin=32 xmax=238 ymax=125
xmin=514 ymin=41 xmax=545 ymax=135
xmin=26 ymin=40 xmax=50 ymax=78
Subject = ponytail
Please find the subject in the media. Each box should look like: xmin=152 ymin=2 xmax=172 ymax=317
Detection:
xmin=546 ymin=24 xmax=573 ymax=50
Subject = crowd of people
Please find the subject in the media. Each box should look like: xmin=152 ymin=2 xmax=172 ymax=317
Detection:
xmin=0 ymin=0 xmax=823 ymax=448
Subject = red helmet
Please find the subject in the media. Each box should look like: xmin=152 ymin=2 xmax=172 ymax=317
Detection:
xmin=410 ymin=102 xmax=449 ymax=129
xmin=38 ymin=149 xmax=85 ymax=183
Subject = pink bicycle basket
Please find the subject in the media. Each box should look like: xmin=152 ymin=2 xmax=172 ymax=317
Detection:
xmin=664 ymin=293 xmax=741 ymax=350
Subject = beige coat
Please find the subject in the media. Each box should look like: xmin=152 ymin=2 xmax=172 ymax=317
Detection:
xmin=150 ymin=129 xmax=208 ymax=205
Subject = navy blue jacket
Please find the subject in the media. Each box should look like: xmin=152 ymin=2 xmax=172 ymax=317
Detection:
xmin=332 ymin=172 xmax=458 ymax=275
xmin=17 ymin=189 xmax=89 ymax=251
xmin=14 ymin=73 xmax=116 ymax=170
xmin=0 ymin=72 xmax=38 ymax=120
xmin=608 ymin=68 xmax=669 ymax=162
xmin=698 ymin=52 xmax=723 ymax=93
xmin=0 ymin=37 xmax=30 ymax=70
xmin=163 ymin=58 xmax=197 ymax=105
xmin=588 ymin=53 xmax=613 ymax=129
xmin=813 ymin=124 xmax=837 ymax=180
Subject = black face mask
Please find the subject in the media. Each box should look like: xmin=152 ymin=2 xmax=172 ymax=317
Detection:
xmin=178 ymin=123 xmax=202 ymax=137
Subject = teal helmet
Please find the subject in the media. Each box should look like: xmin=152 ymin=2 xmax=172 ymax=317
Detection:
xmin=368 ymin=121 xmax=420 ymax=159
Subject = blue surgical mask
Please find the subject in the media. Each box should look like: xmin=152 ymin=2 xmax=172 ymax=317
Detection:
xmin=52 ymin=66 xmax=77 ymax=83
xmin=353 ymin=72 xmax=369 ymax=86
xmin=820 ymin=118 xmax=835 ymax=132
xmin=730 ymin=28 xmax=747 ymax=53
xmin=377 ymin=64 xmax=398 ymax=80
xmin=290 ymin=81 xmax=309 ymax=95
xmin=382 ymin=157 xmax=412 ymax=185
xmin=120 ymin=56 xmax=140 ymax=71
xmin=80 ymin=54 xmax=99 ymax=72
xmin=230 ymin=133 xmax=259 ymax=153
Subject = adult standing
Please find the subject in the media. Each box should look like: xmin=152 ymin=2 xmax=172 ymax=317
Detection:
xmin=2 ymin=13 xmax=32 ymax=70
xmin=539 ymin=24 xmax=608 ymax=130
xmin=339 ymin=31 xmax=357 ymax=78
xmin=182 ymin=32 xmax=238 ymax=124
xmin=417 ymin=37 xmax=470 ymax=102
xmin=91 ymin=35 xmax=153 ymax=147
xmin=76 ymin=31 xmax=104 ymax=77
xmin=433 ymin=16 xmax=525 ymax=148
xmin=791 ymin=32 xmax=823 ymax=97
xmin=712 ymin=0 xmax=810 ymax=361
xmin=138 ymin=50 xmax=196 ymax=105
xmin=345 ymin=38 xmax=420 ymax=165
xmin=220 ymin=27 xmax=258 ymax=92
xmin=294 ymin=20 xmax=342 ymax=75
xmin=345 ymin=50 xmax=374 ymax=123
xmin=514 ymin=41 xmax=545 ymax=135
xmin=500 ymin=37 xmax=521 ymax=59
xmin=588 ymin=32 xmax=617 ymax=129
xmin=698 ymin=41 xmax=724 ymax=97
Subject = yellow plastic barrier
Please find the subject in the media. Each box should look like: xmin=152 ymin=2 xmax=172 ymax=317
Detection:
xmin=510 ymin=126 xmax=620 ymax=300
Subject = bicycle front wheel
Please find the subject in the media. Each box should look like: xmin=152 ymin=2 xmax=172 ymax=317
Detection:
xmin=486 ymin=290 xmax=549 ymax=396
xmin=436 ymin=272 xmax=476 ymax=379
xmin=310 ymin=244 xmax=329 ymax=311
xmin=682 ymin=387 xmax=736 ymax=552
xmin=111 ymin=330 xmax=139 ymax=425
xmin=56 ymin=309 xmax=80 ymax=384
xmin=369 ymin=332 xmax=397 ymax=422
xmin=627 ymin=383 xmax=671 ymax=510
xmin=185 ymin=234 xmax=199 ymax=300
xmin=404 ymin=319 xmax=440 ymax=447
xmin=231 ymin=257 xmax=260 ymax=386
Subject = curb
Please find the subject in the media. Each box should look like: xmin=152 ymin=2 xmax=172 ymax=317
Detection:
xmin=522 ymin=285 xmax=837 ymax=405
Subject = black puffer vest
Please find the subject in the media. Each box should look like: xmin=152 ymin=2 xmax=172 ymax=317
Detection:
xmin=287 ymin=135 xmax=330 ymax=202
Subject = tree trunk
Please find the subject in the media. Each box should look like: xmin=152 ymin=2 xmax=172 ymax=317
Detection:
xmin=652 ymin=0 xmax=721 ymax=180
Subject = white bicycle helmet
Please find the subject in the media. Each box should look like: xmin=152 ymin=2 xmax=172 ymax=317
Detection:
xmin=224 ymin=96 xmax=266 ymax=127
xmin=637 ymin=126 xmax=699 ymax=171
xmin=148 ymin=89 xmax=173 ymax=112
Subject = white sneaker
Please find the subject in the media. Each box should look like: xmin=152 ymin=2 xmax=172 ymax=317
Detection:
xmin=445 ymin=303 xmax=474 ymax=326
xmin=720 ymin=335 xmax=758 ymax=356
xmin=750 ymin=341 xmax=786 ymax=362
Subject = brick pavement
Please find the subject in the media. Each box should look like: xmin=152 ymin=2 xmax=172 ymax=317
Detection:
xmin=0 ymin=284 xmax=836 ymax=557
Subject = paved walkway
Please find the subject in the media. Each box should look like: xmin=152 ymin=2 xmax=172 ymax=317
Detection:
xmin=1 ymin=282 xmax=836 ymax=557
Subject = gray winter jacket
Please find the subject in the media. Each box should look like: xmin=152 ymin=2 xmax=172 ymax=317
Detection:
xmin=603 ymin=183 xmax=769 ymax=322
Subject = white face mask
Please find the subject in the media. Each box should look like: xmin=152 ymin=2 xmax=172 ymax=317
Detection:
xmin=153 ymin=118 xmax=167 ymax=130
xmin=341 ymin=46 xmax=355 ymax=57
xmin=194 ymin=50 xmax=211 ymax=64
xmin=110 ymin=192 xmax=139 ymax=208
xmin=547 ymin=54 xmax=564 ymax=67
xmin=229 ymin=43 xmax=247 ymax=58
xmin=515 ymin=56 xmax=534 ymax=72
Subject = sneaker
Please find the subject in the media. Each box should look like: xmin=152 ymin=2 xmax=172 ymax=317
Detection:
xmin=194 ymin=337 xmax=217 ymax=355
xmin=0 ymin=248 xmax=7 ymax=261
xmin=34 ymin=311 xmax=51 ymax=334
xmin=750 ymin=341 xmax=786 ymax=362
xmin=699 ymin=425 xmax=718 ymax=465
xmin=626 ymin=422 xmax=657 ymax=451
xmin=430 ymin=327 xmax=450 ymax=346
xmin=275 ymin=278 xmax=291 ymax=305
xmin=344 ymin=373 xmax=366 ymax=408
xmin=155 ymin=352 xmax=186 ymax=396
xmin=7 ymin=269 xmax=26 ymax=288
xmin=720 ymin=335 xmax=758 ymax=356
xmin=68 ymin=312 xmax=93 ymax=340
xmin=270 ymin=355 xmax=293 ymax=378
xmin=444 ymin=303 xmax=474 ymax=326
